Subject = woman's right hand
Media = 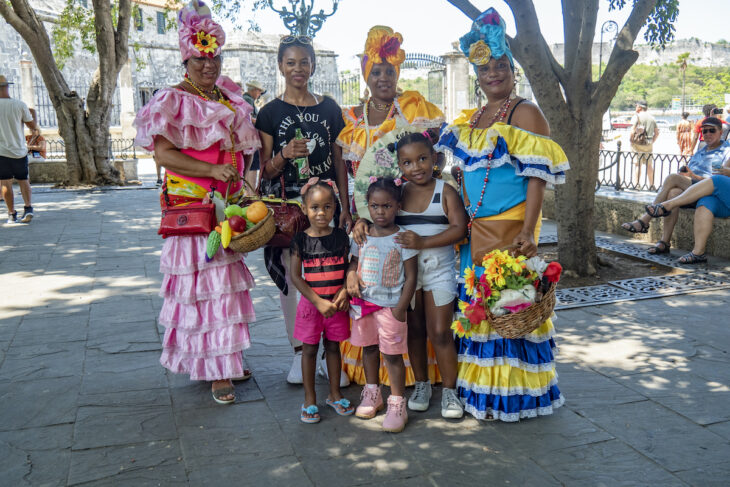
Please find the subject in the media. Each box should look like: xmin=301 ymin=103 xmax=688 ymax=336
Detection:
xmin=346 ymin=270 xmax=363 ymax=298
xmin=352 ymin=219 xmax=370 ymax=245
xmin=282 ymin=138 xmax=311 ymax=160
xmin=210 ymin=163 xmax=240 ymax=183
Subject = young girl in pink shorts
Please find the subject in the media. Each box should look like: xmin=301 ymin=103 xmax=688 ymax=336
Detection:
xmin=290 ymin=179 xmax=354 ymax=424
xmin=346 ymin=177 xmax=418 ymax=433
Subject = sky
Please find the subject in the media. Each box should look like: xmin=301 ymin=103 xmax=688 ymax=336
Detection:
xmin=227 ymin=0 xmax=729 ymax=72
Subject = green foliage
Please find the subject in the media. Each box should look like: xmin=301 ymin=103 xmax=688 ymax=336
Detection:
xmin=52 ymin=0 xmax=97 ymax=69
xmin=609 ymin=62 xmax=730 ymax=110
xmin=398 ymin=77 xmax=428 ymax=95
xmin=608 ymin=0 xmax=679 ymax=47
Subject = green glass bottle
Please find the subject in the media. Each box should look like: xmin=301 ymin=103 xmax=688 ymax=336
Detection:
xmin=293 ymin=128 xmax=309 ymax=180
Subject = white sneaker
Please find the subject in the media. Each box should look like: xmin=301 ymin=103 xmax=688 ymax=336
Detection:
xmin=287 ymin=350 xmax=303 ymax=384
xmin=317 ymin=352 xmax=351 ymax=387
xmin=441 ymin=387 xmax=464 ymax=419
xmin=408 ymin=381 xmax=432 ymax=411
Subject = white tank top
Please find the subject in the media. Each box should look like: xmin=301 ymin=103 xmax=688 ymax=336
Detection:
xmin=396 ymin=179 xmax=450 ymax=237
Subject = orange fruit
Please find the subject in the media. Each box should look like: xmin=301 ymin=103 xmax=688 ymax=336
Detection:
xmin=246 ymin=201 xmax=268 ymax=223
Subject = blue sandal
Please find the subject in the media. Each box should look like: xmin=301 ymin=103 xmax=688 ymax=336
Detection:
xmin=300 ymin=404 xmax=321 ymax=424
xmin=326 ymin=398 xmax=355 ymax=416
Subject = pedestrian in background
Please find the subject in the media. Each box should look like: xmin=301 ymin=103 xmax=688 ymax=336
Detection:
xmin=630 ymin=100 xmax=658 ymax=188
xmin=691 ymin=104 xmax=716 ymax=153
xmin=0 ymin=74 xmax=39 ymax=224
xmin=676 ymin=112 xmax=693 ymax=157
xmin=242 ymin=80 xmax=266 ymax=194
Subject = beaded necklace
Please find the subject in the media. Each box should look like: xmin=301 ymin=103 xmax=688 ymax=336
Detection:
xmin=362 ymin=97 xmax=396 ymax=149
xmin=185 ymin=78 xmax=238 ymax=172
xmin=368 ymin=98 xmax=392 ymax=112
xmin=464 ymin=96 xmax=513 ymax=235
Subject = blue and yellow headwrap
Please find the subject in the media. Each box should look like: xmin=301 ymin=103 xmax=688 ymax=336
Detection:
xmin=459 ymin=8 xmax=513 ymax=70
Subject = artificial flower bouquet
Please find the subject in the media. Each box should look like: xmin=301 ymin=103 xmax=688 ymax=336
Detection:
xmin=451 ymin=249 xmax=562 ymax=339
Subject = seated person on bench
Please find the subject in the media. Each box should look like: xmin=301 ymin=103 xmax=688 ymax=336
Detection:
xmin=621 ymin=117 xmax=730 ymax=255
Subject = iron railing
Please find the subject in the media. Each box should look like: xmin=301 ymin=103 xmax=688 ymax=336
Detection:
xmin=44 ymin=137 xmax=137 ymax=161
xmin=596 ymin=141 xmax=689 ymax=192
xmin=32 ymin=75 xmax=121 ymax=128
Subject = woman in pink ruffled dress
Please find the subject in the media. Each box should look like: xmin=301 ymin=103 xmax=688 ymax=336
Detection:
xmin=134 ymin=0 xmax=261 ymax=404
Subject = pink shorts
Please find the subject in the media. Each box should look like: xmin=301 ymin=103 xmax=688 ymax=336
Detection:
xmin=293 ymin=297 xmax=350 ymax=345
xmin=350 ymin=307 xmax=407 ymax=355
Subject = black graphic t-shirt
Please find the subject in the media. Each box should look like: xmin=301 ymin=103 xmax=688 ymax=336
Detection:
xmin=256 ymin=96 xmax=345 ymax=199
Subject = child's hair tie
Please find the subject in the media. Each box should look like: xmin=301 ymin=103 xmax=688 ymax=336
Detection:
xmin=369 ymin=175 xmax=379 ymax=184
xmin=393 ymin=178 xmax=403 ymax=186
xmin=300 ymin=177 xmax=319 ymax=196
xmin=421 ymin=130 xmax=433 ymax=144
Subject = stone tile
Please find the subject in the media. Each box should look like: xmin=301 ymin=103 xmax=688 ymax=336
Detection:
xmin=89 ymin=300 xmax=154 ymax=325
xmin=707 ymin=420 xmax=730 ymax=441
xmin=578 ymin=401 xmax=730 ymax=472
xmin=0 ymin=341 xmax=85 ymax=382
xmin=492 ymin=407 xmax=615 ymax=453
xmin=81 ymin=350 xmax=168 ymax=395
xmin=675 ymin=463 xmax=730 ymax=487
xmin=652 ymin=392 xmax=730 ymax=425
xmin=557 ymin=365 xmax=647 ymax=407
xmin=0 ymin=376 xmax=80 ymax=430
xmin=0 ymin=315 xmax=22 ymax=341
xmin=174 ymin=400 xmax=276 ymax=430
xmin=11 ymin=313 xmax=88 ymax=345
xmin=67 ymin=440 xmax=186 ymax=486
xmin=168 ymin=372 xmax=263 ymax=410
xmin=612 ymin=368 xmax=729 ymax=399
xmin=78 ymin=388 xmax=171 ymax=408
xmin=187 ymin=455 xmax=311 ymax=486
xmin=73 ymin=405 xmax=177 ymax=450
xmin=0 ymin=424 xmax=72 ymax=487
xmin=85 ymin=319 xmax=160 ymax=354
xmin=534 ymin=439 xmax=686 ymax=486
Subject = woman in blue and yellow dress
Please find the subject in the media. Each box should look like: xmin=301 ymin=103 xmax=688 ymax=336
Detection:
xmin=435 ymin=8 xmax=569 ymax=421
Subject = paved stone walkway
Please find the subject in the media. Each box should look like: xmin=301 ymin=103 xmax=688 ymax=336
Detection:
xmin=1 ymin=180 xmax=729 ymax=486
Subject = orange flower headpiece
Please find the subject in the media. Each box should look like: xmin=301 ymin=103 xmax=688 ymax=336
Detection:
xmin=361 ymin=26 xmax=406 ymax=81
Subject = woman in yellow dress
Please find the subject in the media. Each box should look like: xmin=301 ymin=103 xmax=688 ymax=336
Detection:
xmin=436 ymin=8 xmax=568 ymax=421
xmin=337 ymin=26 xmax=444 ymax=387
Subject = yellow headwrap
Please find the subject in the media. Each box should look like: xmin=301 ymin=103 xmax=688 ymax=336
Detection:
xmin=361 ymin=26 xmax=406 ymax=81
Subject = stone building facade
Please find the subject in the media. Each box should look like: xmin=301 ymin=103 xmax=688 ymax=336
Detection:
xmin=0 ymin=0 xmax=339 ymax=136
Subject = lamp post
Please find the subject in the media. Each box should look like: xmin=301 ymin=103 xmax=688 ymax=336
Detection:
xmin=598 ymin=20 xmax=618 ymax=79
xmin=267 ymin=0 xmax=340 ymax=38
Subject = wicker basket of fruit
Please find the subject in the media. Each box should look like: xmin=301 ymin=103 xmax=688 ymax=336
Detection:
xmin=205 ymin=201 xmax=275 ymax=257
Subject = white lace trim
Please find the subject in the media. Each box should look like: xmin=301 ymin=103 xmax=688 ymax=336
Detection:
xmin=457 ymin=374 xmax=559 ymax=397
xmin=457 ymin=354 xmax=557 ymax=373
xmin=464 ymin=394 xmax=565 ymax=422
xmin=467 ymin=327 xmax=556 ymax=344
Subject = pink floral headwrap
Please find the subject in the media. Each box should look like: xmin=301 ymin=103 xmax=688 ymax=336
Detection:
xmin=178 ymin=0 xmax=226 ymax=61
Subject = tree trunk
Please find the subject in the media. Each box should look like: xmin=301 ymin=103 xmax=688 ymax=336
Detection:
xmin=0 ymin=0 xmax=130 ymax=186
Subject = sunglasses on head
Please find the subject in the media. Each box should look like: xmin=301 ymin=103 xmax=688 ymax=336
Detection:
xmin=280 ymin=35 xmax=312 ymax=45
xmin=702 ymin=127 xmax=718 ymax=134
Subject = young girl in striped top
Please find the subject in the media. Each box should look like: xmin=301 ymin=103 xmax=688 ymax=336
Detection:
xmin=290 ymin=179 xmax=354 ymax=423
xmin=392 ymin=132 xmax=468 ymax=419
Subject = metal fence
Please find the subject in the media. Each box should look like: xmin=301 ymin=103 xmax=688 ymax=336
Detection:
xmin=32 ymin=75 xmax=121 ymax=128
xmin=44 ymin=137 xmax=137 ymax=161
xmin=597 ymin=141 xmax=689 ymax=192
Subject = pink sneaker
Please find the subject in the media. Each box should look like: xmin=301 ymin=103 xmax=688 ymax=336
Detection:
xmin=355 ymin=385 xmax=383 ymax=419
xmin=382 ymin=395 xmax=408 ymax=433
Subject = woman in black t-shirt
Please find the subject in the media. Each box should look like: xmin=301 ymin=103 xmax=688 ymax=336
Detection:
xmin=255 ymin=36 xmax=351 ymax=386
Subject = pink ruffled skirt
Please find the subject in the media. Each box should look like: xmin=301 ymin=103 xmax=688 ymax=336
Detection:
xmin=158 ymin=235 xmax=255 ymax=381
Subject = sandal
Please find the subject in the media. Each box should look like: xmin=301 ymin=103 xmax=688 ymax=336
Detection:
xmin=232 ymin=369 xmax=252 ymax=381
xmin=326 ymin=398 xmax=355 ymax=416
xmin=621 ymin=219 xmax=649 ymax=234
xmin=645 ymin=203 xmax=672 ymax=218
xmin=678 ymin=252 xmax=707 ymax=264
xmin=647 ymin=240 xmax=670 ymax=255
xmin=212 ymin=383 xmax=236 ymax=405
xmin=300 ymin=404 xmax=321 ymax=424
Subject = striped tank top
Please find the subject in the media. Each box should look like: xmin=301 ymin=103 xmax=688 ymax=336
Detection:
xmin=290 ymin=228 xmax=349 ymax=300
xmin=396 ymin=179 xmax=450 ymax=237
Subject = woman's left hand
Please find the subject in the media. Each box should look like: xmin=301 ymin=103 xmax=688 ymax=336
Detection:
xmin=713 ymin=166 xmax=730 ymax=177
xmin=210 ymin=163 xmax=240 ymax=183
xmin=512 ymin=230 xmax=537 ymax=258
xmin=395 ymin=230 xmax=424 ymax=250
xmin=339 ymin=209 xmax=354 ymax=234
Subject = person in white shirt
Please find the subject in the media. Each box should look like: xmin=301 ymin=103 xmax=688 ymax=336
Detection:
xmin=0 ymin=75 xmax=39 ymax=223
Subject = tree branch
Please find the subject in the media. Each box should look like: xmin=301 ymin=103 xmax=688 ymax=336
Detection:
xmin=445 ymin=0 xmax=481 ymax=20
xmin=115 ymin=0 xmax=132 ymax=67
xmin=561 ymin=0 xmax=582 ymax=73
xmin=594 ymin=0 xmax=658 ymax=112
xmin=571 ymin=0 xmax=598 ymax=93
xmin=0 ymin=0 xmax=34 ymax=40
